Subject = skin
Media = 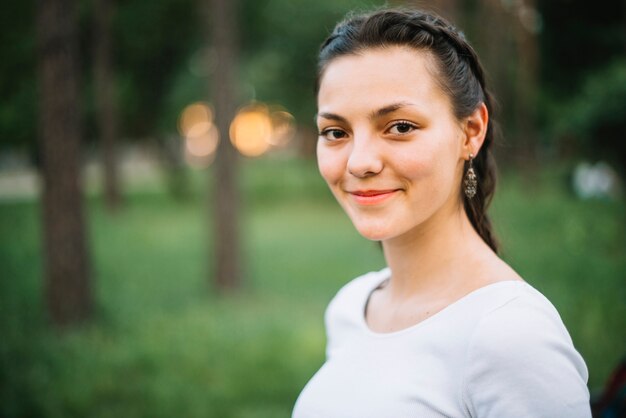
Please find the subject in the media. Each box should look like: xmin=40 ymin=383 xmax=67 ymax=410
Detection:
xmin=316 ymin=46 xmax=522 ymax=333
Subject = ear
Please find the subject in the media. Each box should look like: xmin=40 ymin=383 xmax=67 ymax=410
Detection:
xmin=461 ymin=102 xmax=488 ymax=159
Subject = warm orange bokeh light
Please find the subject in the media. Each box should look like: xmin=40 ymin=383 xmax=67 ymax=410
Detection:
xmin=229 ymin=104 xmax=272 ymax=157
xmin=186 ymin=124 xmax=219 ymax=157
xmin=179 ymin=101 xmax=218 ymax=168
xmin=180 ymin=101 xmax=296 ymax=160
xmin=229 ymin=103 xmax=297 ymax=157
xmin=269 ymin=110 xmax=296 ymax=147
xmin=178 ymin=102 xmax=214 ymax=138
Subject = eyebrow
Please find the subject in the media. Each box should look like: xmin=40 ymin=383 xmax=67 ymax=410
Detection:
xmin=315 ymin=101 xmax=415 ymax=124
xmin=369 ymin=101 xmax=414 ymax=120
xmin=316 ymin=112 xmax=348 ymax=124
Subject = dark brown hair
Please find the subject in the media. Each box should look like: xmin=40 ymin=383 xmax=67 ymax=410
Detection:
xmin=316 ymin=8 xmax=499 ymax=253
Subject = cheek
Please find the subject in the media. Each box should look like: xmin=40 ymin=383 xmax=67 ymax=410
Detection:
xmin=394 ymin=141 xmax=459 ymax=190
xmin=316 ymin=143 xmax=345 ymax=185
xmin=392 ymin=149 xmax=436 ymax=181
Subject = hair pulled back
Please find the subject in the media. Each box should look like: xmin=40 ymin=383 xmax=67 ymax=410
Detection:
xmin=316 ymin=8 xmax=499 ymax=253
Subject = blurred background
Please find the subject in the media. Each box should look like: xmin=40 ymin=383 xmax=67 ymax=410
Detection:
xmin=0 ymin=0 xmax=624 ymax=416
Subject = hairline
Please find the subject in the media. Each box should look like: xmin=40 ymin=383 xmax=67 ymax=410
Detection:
xmin=317 ymin=44 xmax=460 ymax=119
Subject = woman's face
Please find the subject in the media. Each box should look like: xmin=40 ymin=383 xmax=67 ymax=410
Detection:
xmin=316 ymin=46 xmax=467 ymax=242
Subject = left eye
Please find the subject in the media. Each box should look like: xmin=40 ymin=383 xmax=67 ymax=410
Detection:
xmin=387 ymin=121 xmax=417 ymax=135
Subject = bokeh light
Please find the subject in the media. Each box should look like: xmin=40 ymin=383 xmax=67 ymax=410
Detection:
xmin=179 ymin=102 xmax=219 ymax=168
xmin=229 ymin=103 xmax=296 ymax=157
xmin=269 ymin=109 xmax=296 ymax=147
xmin=178 ymin=102 xmax=214 ymax=138
xmin=186 ymin=125 xmax=219 ymax=157
xmin=229 ymin=103 xmax=272 ymax=157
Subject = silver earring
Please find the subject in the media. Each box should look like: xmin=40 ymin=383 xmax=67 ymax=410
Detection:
xmin=464 ymin=154 xmax=477 ymax=199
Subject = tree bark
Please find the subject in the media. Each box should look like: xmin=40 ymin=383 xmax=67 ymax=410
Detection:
xmin=94 ymin=0 xmax=121 ymax=211
xmin=209 ymin=0 xmax=241 ymax=292
xmin=476 ymin=0 xmax=516 ymax=163
xmin=512 ymin=0 xmax=540 ymax=166
xmin=37 ymin=0 xmax=93 ymax=327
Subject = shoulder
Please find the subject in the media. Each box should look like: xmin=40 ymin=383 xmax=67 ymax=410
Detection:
xmin=471 ymin=282 xmax=575 ymax=348
xmin=462 ymin=283 xmax=591 ymax=418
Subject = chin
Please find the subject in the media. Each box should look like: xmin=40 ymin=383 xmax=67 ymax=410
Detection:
xmin=352 ymin=220 xmax=397 ymax=242
xmin=342 ymin=205 xmax=402 ymax=241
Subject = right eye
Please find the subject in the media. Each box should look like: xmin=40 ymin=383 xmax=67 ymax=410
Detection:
xmin=319 ymin=128 xmax=348 ymax=141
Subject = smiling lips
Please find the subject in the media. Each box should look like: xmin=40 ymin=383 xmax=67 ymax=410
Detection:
xmin=348 ymin=189 xmax=400 ymax=205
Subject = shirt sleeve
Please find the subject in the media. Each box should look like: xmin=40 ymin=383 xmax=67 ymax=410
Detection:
xmin=461 ymin=297 xmax=591 ymax=418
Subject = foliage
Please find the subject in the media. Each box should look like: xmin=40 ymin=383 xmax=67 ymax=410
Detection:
xmin=0 ymin=1 xmax=36 ymax=152
xmin=549 ymin=60 xmax=626 ymax=173
xmin=1 ymin=0 xmax=624 ymax=156
xmin=539 ymin=0 xmax=625 ymax=99
xmin=237 ymin=0 xmax=385 ymax=125
xmin=162 ymin=0 xmax=386 ymax=136
xmin=0 ymin=159 xmax=624 ymax=416
xmin=111 ymin=0 xmax=201 ymax=139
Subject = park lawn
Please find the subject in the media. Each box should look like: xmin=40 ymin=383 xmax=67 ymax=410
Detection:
xmin=0 ymin=157 xmax=624 ymax=417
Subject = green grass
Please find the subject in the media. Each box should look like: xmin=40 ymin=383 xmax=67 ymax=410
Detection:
xmin=0 ymin=157 xmax=624 ymax=417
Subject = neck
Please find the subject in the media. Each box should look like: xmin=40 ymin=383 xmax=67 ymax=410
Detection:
xmin=381 ymin=204 xmax=491 ymax=300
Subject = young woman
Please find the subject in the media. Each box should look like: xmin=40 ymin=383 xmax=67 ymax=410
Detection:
xmin=293 ymin=8 xmax=591 ymax=418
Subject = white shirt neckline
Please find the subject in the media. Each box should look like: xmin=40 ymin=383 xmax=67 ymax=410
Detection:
xmin=359 ymin=268 xmax=528 ymax=339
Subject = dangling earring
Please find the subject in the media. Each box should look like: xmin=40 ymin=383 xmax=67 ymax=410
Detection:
xmin=464 ymin=153 xmax=477 ymax=198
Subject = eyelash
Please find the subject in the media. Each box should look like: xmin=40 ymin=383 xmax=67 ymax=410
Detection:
xmin=318 ymin=128 xmax=347 ymax=141
xmin=386 ymin=120 xmax=418 ymax=135
xmin=318 ymin=120 xmax=419 ymax=141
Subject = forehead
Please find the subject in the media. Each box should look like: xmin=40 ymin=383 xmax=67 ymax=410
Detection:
xmin=317 ymin=46 xmax=451 ymax=115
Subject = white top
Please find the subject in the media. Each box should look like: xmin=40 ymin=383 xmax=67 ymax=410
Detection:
xmin=293 ymin=268 xmax=591 ymax=418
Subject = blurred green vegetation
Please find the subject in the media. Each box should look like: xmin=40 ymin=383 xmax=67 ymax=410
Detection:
xmin=549 ymin=59 xmax=626 ymax=173
xmin=2 ymin=0 xmax=624 ymax=415
xmin=2 ymin=0 xmax=625 ymax=171
xmin=0 ymin=159 xmax=624 ymax=417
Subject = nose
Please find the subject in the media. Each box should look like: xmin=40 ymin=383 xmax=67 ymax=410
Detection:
xmin=347 ymin=134 xmax=383 ymax=178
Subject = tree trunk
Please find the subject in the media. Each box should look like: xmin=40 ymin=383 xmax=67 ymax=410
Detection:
xmin=209 ymin=0 xmax=241 ymax=292
xmin=512 ymin=0 xmax=540 ymax=167
xmin=476 ymin=0 xmax=516 ymax=164
xmin=94 ymin=0 xmax=121 ymax=211
xmin=37 ymin=0 xmax=93 ymax=327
